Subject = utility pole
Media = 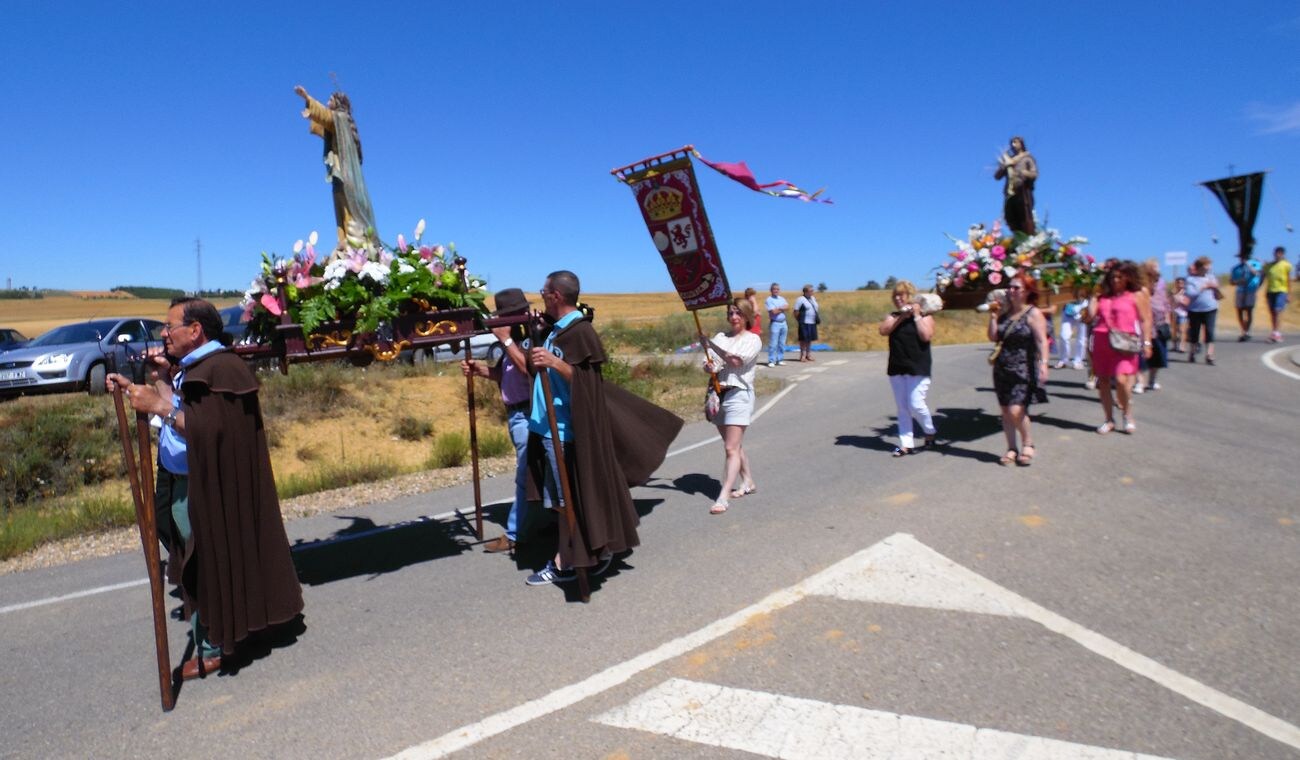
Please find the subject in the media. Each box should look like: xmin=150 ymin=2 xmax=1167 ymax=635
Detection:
xmin=195 ymin=237 xmax=202 ymax=295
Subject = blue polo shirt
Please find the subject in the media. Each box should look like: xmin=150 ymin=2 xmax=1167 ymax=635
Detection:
xmin=158 ymin=341 xmax=224 ymax=475
xmin=528 ymin=310 xmax=582 ymax=441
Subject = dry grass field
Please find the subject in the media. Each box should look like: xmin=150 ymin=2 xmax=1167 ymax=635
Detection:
xmin=0 ymin=296 xmax=241 ymax=338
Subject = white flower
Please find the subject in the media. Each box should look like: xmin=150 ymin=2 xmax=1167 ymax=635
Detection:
xmin=323 ymin=260 xmax=349 ymax=282
xmin=273 ymin=257 xmax=288 ymax=270
xmin=414 ymin=218 xmax=426 ymax=239
xmin=360 ymin=261 xmax=389 ymax=284
xmin=308 ymin=231 xmax=319 ymax=246
xmin=293 ymin=239 xmax=304 ymax=254
xmin=396 ymin=261 xmax=416 ymax=275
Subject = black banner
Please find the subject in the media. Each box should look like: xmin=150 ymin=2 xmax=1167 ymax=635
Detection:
xmin=1201 ymin=172 xmax=1265 ymax=258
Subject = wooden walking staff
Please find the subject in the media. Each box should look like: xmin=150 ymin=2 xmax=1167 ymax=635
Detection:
xmin=529 ymin=313 xmax=591 ymax=603
xmin=109 ymin=381 xmax=174 ymax=712
xmin=454 ymin=256 xmax=485 ymax=540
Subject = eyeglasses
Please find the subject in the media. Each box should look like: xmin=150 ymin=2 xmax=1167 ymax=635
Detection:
xmin=160 ymin=321 xmax=193 ymax=333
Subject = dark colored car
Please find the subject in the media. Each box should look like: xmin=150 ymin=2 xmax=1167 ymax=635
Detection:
xmin=220 ymin=305 xmax=250 ymax=345
xmin=0 ymin=318 xmax=163 ymax=399
xmin=0 ymin=328 xmax=29 ymax=352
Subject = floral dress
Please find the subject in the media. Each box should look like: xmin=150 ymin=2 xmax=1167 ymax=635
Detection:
xmin=993 ymin=308 xmax=1038 ymax=406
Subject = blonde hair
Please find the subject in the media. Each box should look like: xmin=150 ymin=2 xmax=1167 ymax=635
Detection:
xmin=731 ymin=297 xmax=755 ymax=328
xmin=892 ymin=279 xmax=917 ymax=299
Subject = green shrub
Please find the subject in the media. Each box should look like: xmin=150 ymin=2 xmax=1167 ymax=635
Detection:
xmin=0 ymin=397 xmax=120 ymax=513
xmin=0 ymin=492 xmax=134 ymax=561
xmin=428 ymin=431 xmax=469 ymax=468
xmin=276 ymin=459 xmax=399 ymax=500
xmin=597 ymin=314 xmax=699 ymax=353
xmin=393 ymin=415 xmax=434 ymax=441
xmin=258 ymin=362 xmax=355 ymax=420
xmin=476 ymin=429 xmax=512 ymax=458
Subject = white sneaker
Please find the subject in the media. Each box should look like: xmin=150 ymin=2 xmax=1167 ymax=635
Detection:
xmin=1053 ymin=360 xmax=1067 ymax=369
xmin=1084 ymin=377 xmax=1097 ymax=391
xmin=1071 ymin=361 xmax=1084 ymax=370
xmin=1133 ymin=383 xmax=1144 ymax=394
xmin=777 ymin=360 xmax=785 ymax=366
xmin=1150 ymin=382 xmax=1161 ymax=391
xmin=765 ymin=362 xmax=774 ymax=367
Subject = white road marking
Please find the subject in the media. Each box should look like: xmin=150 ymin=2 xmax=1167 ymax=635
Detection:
xmin=664 ymin=381 xmax=800 ymax=458
xmin=804 ymin=365 xmax=828 ymax=373
xmin=805 ymin=535 xmax=1300 ymax=752
xmin=793 ymin=373 xmax=812 ymax=380
xmin=595 ymin=678 xmax=1177 ymax=760
xmin=1261 ymin=346 xmax=1300 ymax=381
xmin=826 ymin=359 xmax=848 ymax=365
xmin=0 ymin=578 xmax=147 ymax=615
xmin=386 ymin=533 xmax=1300 ymax=757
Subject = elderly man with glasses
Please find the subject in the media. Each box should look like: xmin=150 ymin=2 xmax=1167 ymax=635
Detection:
xmin=108 ymin=297 xmax=302 ymax=680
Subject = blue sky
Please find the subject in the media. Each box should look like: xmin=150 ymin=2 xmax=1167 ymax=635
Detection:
xmin=4 ymin=1 xmax=1298 ymax=295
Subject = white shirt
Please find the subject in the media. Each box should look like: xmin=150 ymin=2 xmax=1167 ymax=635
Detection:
xmin=707 ymin=330 xmax=762 ymax=390
xmin=793 ymin=295 xmax=819 ymax=324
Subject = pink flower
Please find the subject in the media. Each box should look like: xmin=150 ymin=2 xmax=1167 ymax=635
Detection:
xmin=397 ymin=234 xmax=408 ymax=252
xmin=418 ymin=245 xmax=434 ymax=262
xmin=259 ymin=293 xmax=283 ymax=316
xmin=429 ymin=260 xmax=445 ymax=276
xmin=241 ymin=302 xmax=255 ymax=321
xmin=990 ymin=260 xmax=1004 ymax=271
xmin=1062 ymin=245 xmax=1075 ymax=257
xmin=953 ymin=276 xmax=967 ymax=288
xmin=1086 ymin=254 xmax=1095 ymax=264
xmin=988 ymin=271 xmax=1003 ymax=285
xmin=966 ymin=263 xmax=979 ymax=273
xmin=346 ymin=248 xmax=367 ymax=273
xmin=991 ymin=245 xmax=1006 ymax=260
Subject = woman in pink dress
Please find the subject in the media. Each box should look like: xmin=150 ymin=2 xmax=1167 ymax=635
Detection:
xmin=1088 ymin=261 xmax=1152 ymax=434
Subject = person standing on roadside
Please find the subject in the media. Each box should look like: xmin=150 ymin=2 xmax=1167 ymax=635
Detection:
xmin=107 ymin=297 xmax=303 ymax=680
xmin=743 ymin=287 xmax=763 ymax=337
xmin=461 ymin=288 xmax=533 ymax=556
xmin=1229 ymin=250 xmax=1263 ymax=341
xmin=1263 ymin=246 xmax=1292 ymax=343
xmin=764 ymin=283 xmax=789 ymax=366
xmin=793 ymin=284 xmax=820 ymax=362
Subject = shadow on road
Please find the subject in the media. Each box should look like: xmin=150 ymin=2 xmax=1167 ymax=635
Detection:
xmin=290 ymin=514 xmax=473 ymax=585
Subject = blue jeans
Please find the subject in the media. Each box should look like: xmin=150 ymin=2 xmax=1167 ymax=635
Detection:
xmin=768 ymin=320 xmax=788 ymax=364
xmin=505 ymin=409 xmax=531 ymax=541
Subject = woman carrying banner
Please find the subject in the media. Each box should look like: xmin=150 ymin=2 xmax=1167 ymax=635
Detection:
xmin=701 ymin=298 xmax=762 ymax=514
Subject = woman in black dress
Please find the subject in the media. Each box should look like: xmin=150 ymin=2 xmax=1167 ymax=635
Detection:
xmin=987 ymin=273 xmax=1050 ymax=465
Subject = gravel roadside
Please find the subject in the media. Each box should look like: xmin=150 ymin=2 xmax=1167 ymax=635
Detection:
xmin=0 ymin=455 xmax=514 ymax=577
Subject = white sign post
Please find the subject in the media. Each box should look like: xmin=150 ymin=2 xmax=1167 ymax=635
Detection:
xmin=1164 ymin=250 xmax=1188 ymax=279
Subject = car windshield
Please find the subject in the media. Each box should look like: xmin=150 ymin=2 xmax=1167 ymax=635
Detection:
xmin=223 ymin=308 xmax=246 ymax=327
xmin=26 ymin=320 xmax=119 ymax=347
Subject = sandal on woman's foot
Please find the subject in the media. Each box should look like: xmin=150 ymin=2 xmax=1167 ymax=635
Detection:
xmin=1096 ymin=420 xmax=1116 ymax=435
xmin=1016 ymin=445 xmax=1036 ymax=466
xmin=999 ymin=449 xmax=1017 ymax=466
xmin=891 ymin=446 xmax=913 ymax=458
xmin=1123 ymin=418 xmax=1136 ymax=433
xmin=709 ymin=501 xmax=729 ymax=515
xmin=730 ymin=483 xmax=757 ymax=499
xmin=923 ymin=434 xmax=937 ymax=448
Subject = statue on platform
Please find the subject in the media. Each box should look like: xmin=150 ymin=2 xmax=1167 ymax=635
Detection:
xmin=994 ymin=136 xmax=1037 ymax=235
xmin=294 ymin=85 xmax=378 ymax=248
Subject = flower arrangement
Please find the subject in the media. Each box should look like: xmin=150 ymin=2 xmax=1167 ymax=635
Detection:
xmin=934 ymin=221 xmax=1100 ymax=295
xmin=242 ymin=219 xmax=488 ymax=343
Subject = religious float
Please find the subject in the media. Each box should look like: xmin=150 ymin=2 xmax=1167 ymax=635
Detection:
xmin=933 ymin=220 xmax=1100 ymax=310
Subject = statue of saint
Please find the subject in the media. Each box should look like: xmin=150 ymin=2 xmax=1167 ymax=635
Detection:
xmin=993 ymin=136 xmax=1037 ymax=235
xmin=294 ymin=85 xmax=378 ymax=248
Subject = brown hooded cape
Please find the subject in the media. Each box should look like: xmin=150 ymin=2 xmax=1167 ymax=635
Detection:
xmin=180 ymin=349 xmax=303 ymax=653
xmin=532 ymin=316 xmax=683 ymax=569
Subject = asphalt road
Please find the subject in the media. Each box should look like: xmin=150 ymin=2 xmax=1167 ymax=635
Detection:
xmin=2 ymin=339 xmax=1297 ymax=759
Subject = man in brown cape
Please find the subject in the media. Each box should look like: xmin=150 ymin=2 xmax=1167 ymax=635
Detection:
xmin=525 ymin=270 xmax=682 ymax=586
xmin=109 ymin=297 xmax=303 ymax=678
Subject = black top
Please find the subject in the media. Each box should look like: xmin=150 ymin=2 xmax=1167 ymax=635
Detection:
xmin=887 ymin=315 xmax=931 ymax=376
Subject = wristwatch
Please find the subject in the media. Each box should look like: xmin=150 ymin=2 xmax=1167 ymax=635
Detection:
xmin=502 ymin=338 xmax=514 ymax=348
xmin=163 ymin=408 xmax=180 ymax=427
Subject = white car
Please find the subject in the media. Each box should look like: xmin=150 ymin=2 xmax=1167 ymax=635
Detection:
xmin=412 ymin=331 xmax=504 ymax=364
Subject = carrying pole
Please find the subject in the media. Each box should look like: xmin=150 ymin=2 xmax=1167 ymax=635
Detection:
xmin=694 ymin=311 xmax=723 ymax=394
xmin=530 ymin=313 xmax=590 ymax=602
xmin=111 ymin=386 xmax=174 ymax=711
xmin=464 ymin=336 xmax=483 ymax=540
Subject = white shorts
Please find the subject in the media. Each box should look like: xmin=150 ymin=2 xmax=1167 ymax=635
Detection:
xmin=718 ymin=386 xmax=755 ymax=427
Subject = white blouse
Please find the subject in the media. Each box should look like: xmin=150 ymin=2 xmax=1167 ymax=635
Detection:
xmin=706 ymin=330 xmax=763 ymax=390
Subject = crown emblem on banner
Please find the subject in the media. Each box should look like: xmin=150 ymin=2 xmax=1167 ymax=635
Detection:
xmin=644 ymin=187 xmax=685 ymax=221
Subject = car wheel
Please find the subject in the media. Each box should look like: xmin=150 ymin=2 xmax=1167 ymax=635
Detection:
xmin=87 ymin=362 xmax=107 ymax=396
xmin=412 ymin=347 xmax=430 ymax=365
xmin=486 ymin=343 xmax=503 ymax=363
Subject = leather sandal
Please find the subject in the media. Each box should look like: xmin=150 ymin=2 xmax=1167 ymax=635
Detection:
xmin=1016 ymin=445 xmax=1035 ymax=466
xmin=891 ymin=446 xmax=913 ymax=457
xmin=999 ymin=449 xmax=1017 ymax=466
xmin=1096 ymin=420 xmax=1116 ymax=435
xmin=709 ymin=501 xmax=729 ymax=515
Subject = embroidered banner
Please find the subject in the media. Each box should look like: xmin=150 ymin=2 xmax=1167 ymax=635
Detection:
xmin=1201 ymin=172 xmax=1265 ymax=259
xmin=612 ymin=147 xmax=733 ymax=310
